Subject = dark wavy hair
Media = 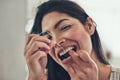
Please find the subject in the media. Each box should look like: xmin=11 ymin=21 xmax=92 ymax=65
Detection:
xmin=31 ymin=0 xmax=109 ymax=80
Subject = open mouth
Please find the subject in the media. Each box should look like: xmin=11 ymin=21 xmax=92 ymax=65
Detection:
xmin=58 ymin=45 xmax=77 ymax=61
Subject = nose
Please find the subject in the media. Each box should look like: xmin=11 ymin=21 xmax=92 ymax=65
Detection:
xmin=50 ymin=38 xmax=66 ymax=48
xmin=47 ymin=32 xmax=66 ymax=48
xmin=56 ymin=39 xmax=66 ymax=47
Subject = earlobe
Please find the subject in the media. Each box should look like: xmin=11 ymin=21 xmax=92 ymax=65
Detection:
xmin=85 ymin=17 xmax=95 ymax=36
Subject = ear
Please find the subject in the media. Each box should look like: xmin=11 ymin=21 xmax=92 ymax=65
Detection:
xmin=84 ymin=17 xmax=95 ymax=36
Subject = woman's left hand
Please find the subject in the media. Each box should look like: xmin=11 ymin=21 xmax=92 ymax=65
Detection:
xmin=64 ymin=50 xmax=99 ymax=80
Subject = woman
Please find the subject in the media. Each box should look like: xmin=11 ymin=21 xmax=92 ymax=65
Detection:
xmin=24 ymin=0 xmax=120 ymax=80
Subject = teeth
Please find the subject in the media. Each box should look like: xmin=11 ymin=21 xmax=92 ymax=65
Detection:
xmin=59 ymin=47 xmax=74 ymax=56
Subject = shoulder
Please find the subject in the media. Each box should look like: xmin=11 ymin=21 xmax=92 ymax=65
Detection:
xmin=110 ymin=66 xmax=120 ymax=80
xmin=111 ymin=66 xmax=120 ymax=72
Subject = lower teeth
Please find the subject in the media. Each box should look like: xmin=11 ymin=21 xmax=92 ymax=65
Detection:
xmin=59 ymin=52 xmax=70 ymax=61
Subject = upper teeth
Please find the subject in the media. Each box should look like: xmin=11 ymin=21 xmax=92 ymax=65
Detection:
xmin=59 ymin=47 xmax=74 ymax=56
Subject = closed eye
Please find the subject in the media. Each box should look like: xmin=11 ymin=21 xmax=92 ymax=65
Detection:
xmin=60 ymin=25 xmax=72 ymax=31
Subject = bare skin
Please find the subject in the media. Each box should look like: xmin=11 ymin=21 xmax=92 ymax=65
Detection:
xmin=24 ymin=34 xmax=50 ymax=80
xmin=24 ymin=11 xmax=111 ymax=80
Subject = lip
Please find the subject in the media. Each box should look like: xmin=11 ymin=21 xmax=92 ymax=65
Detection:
xmin=61 ymin=56 xmax=74 ymax=64
xmin=55 ymin=44 xmax=78 ymax=61
xmin=57 ymin=45 xmax=76 ymax=54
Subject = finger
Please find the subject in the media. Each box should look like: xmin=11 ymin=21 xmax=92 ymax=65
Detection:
xmin=31 ymin=41 xmax=51 ymax=51
xmin=26 ymin=34 xmax=39 ymax=46
xmin=27 ymin=51 xmax=47 ymax=76
xmin=25 ymin=41 xmax=50 ymax=58
xmin=68 ymin=63 xmax=87 ymax=80
xmin=27 ymin=51 xmax=47 ymax=68
xmin=66 ymin=66 xmax=75 ymax=77
xmin=69 ymin=50 xmax=83 ymax=66
xmin=69 ymin=50 xmax=96 ymax=68
xmin=69 ymin=50 xmax=95 ymax=73
xmin=25 ymin=34 xmax=39 ymax=53
xmin=71 ymin=63 xmax=86 ymax=77
xmin=24 ymin=37 xmax=50 ymax=55
xmin=30 ymin=36 xmax=51 ymax=45
xmin=26 ymin=34 xmax=51 ymax=49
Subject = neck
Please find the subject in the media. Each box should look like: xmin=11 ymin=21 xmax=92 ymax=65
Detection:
xmin=91 ymin=50 xmax=111 ymax=80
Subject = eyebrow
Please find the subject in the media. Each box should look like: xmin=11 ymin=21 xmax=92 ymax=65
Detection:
xmin=54 ymin=19 xmax=69 ymax=29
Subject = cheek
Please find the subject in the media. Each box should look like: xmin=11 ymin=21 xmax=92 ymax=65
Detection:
xmin=80 ymin=34 xmax=92 ymax=54
xmin=65 ymin=29 xmax=86 ymax=41
xmin=67 ymin=30 xmax=92 ymax=53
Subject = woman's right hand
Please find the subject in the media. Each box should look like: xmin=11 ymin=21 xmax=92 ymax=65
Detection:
xmin=24 ymin=34 xmax=51 ymax=80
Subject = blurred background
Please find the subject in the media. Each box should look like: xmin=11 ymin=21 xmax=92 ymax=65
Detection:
xmin=0 ymin=0 xmax=120 ymax=80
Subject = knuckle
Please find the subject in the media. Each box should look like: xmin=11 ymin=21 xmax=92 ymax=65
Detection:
xmin=31 ymin=36 xmax=36 ymax=41
xmin=30 ymin=35 xmax=38 ymax=42
xmin=34 ymin=41 xmax=38 ymax=46
xmin=27 ymin=34 xmax=31 ymax=36
xmin=36 ymin=50 xmax=42 ymax=54
xmin=26 ymin=57 xmax=31 ymax=65
xmin=84 ymin=68 xmax=91 ymax=73
xmin=27 ymin=56 xmax=35 ymax=65
xmin=37 ymin=51 xmax=45 ymax=55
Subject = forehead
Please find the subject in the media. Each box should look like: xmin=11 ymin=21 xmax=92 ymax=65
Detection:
xmin=41 ymin=12 xmax=72 ymax=29
xmin=42 ymin=11 xmax=70 ymax=22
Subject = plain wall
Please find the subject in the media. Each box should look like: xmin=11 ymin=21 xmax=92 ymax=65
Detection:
xmin=0 ymin=0 xmax=26 ymax=80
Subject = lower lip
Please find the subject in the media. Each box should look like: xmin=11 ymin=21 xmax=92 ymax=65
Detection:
xmin=61 ymin=56 xmax=74 ymax=65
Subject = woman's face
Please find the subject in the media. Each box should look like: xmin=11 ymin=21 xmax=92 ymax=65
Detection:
xmin=41 ymin=11 xmax=93 ymax=68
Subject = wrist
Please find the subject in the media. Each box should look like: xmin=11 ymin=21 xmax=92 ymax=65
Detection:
xmin=28 ymin=76 xmax=43 ymax=80
xmin=28 ymin=73 xmax=47 ymax=80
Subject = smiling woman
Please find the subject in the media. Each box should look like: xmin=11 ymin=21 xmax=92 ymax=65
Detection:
xmin=24 ymin=0 xmax=120 ymax=80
